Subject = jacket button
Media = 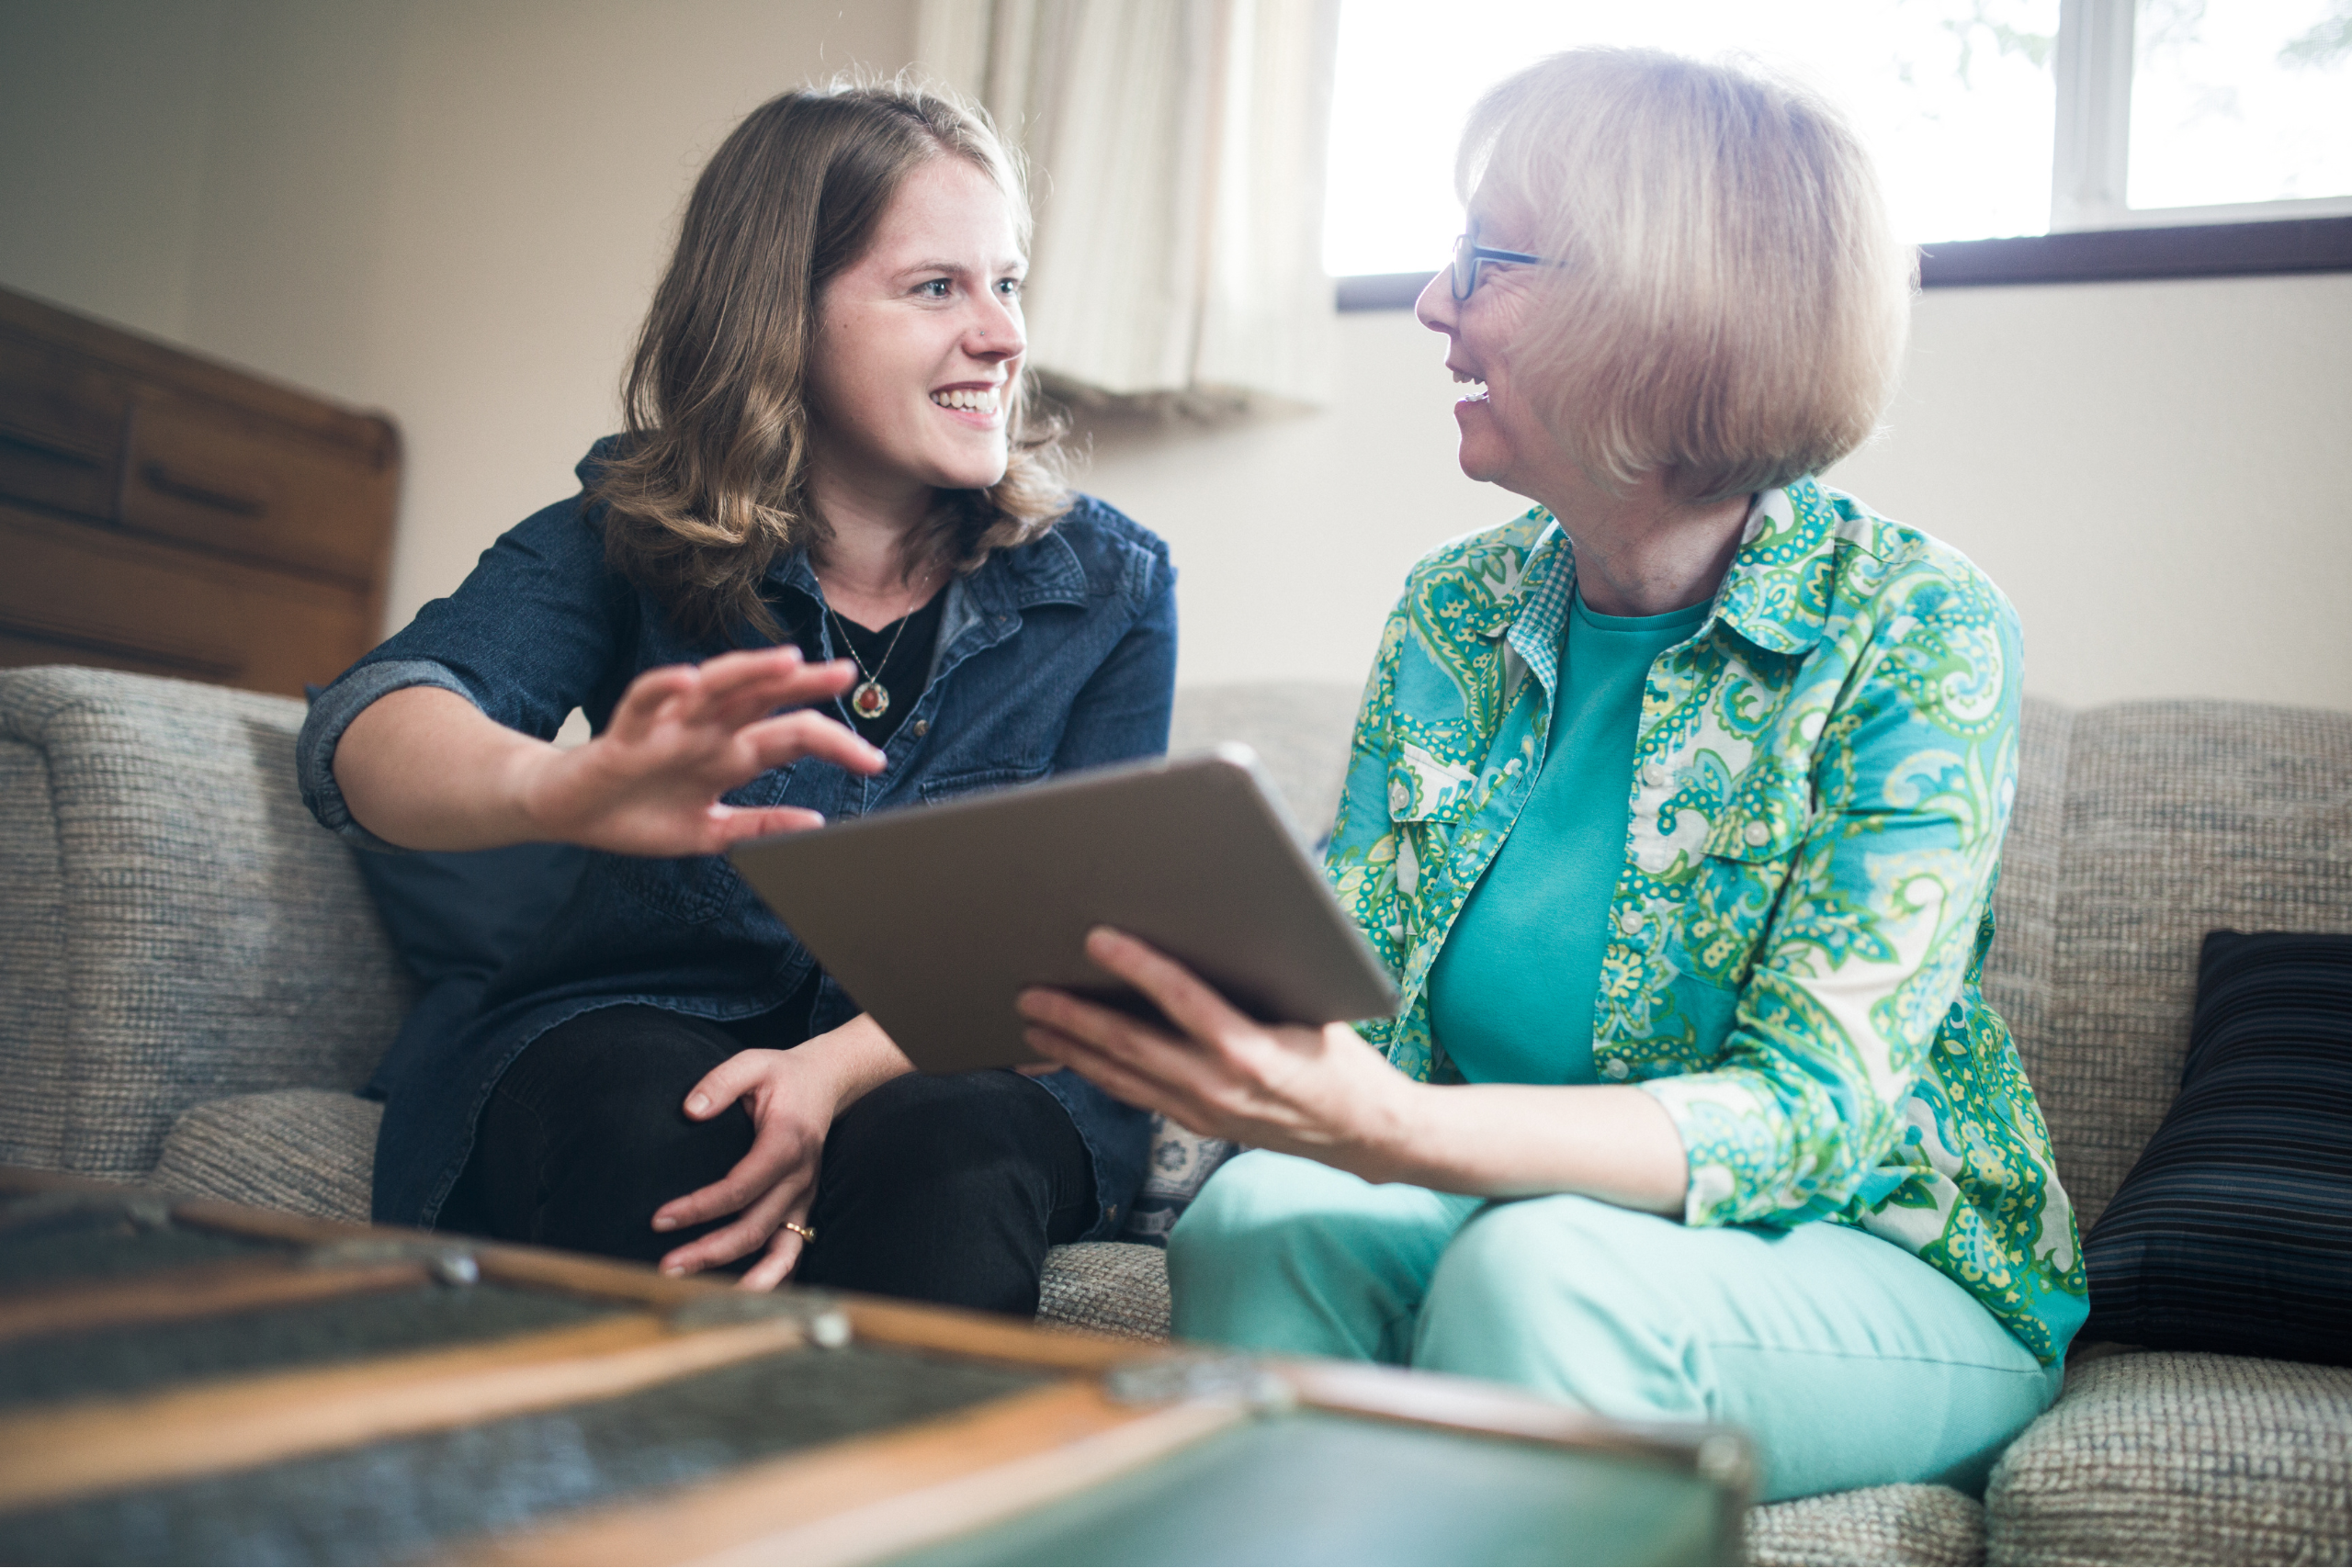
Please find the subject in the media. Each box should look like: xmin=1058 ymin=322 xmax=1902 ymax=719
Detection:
xmin=910 ymin=719 xmax=930 ymax=738
xmin=1744 ymin=819 xmax=1770 ymax=846
xmin=1604 ymin=1059 xmax=1630 ymax=1079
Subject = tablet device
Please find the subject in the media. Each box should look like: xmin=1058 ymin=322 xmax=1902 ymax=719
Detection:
xmin=727 ymin=747 xmax=1400 ymax=1075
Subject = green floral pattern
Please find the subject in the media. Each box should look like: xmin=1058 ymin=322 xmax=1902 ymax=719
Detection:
xmin=1325 ymin=478 xmax=2088 ymax=1364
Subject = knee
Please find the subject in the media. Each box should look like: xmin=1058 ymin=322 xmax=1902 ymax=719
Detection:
xmin=826 ymin=1070 xmax=1075 ymax=1198
xmin=1416 ymin=1198 xmax=1699 ymax=1413
xmin=1167 ymin=1151 xmax=1353 ymax=1282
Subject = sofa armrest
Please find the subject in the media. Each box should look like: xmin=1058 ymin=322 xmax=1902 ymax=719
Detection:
xmin=0 ymin=666 xmax=413 ymax=1180
xmin=149 ymin=1089 xmax=380 ymax=1224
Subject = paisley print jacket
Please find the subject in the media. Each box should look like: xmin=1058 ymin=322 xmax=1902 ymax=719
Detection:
xmin=1324 ymin=477 xmax=2087 ymax=1364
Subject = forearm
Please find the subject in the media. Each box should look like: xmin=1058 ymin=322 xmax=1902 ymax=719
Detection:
xmin=1354 ymin=1080 xmax=1689 ymax=1214
xmin=334 ymin=686 xmax=557 ymax=852
xmin=776 ymin=1013 xmax=915 ymax=1115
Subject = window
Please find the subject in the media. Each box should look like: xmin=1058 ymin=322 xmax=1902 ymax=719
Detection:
xmin=1326 ymin=0 xmax=2352 ymax=292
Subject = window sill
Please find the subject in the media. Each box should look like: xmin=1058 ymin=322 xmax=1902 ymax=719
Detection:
xmin=1333 ymin=213 xmax=2352 ymax=309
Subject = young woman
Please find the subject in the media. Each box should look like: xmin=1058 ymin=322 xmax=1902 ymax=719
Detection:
xmin=1019 ymin=49 xmax=2085 ymax=1502
xmin=299 ymin=82 xmax=1176 ymax=1314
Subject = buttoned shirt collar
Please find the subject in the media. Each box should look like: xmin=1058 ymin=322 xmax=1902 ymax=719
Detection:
xmin=1498 ymin=482 xmax=1836 ymax=697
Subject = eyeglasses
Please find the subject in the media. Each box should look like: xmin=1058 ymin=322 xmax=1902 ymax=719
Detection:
xmin=1450 ymin=231 xmax=1545 ymax=300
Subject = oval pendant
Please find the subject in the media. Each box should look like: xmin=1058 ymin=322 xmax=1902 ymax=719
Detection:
xmin=851 ymin=679 xmax=890 ymax=720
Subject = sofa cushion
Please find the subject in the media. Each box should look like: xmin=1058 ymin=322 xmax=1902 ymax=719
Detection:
xmin=1035 ymin=1240 xmax=1173 ymax=1342
xmin=1746 ymin=1483 xmax=1984 ymax=1566
xmin=1986 ymin=1349 xmax=2352 ymax=1566
xmin=2083 ymin=931 xmax=2352 ymax=1364
xmin=0 ymin=667 xmax=414 ymax=1179
xmin=1996 ymin=701 xmax=2352 ymax=1233
xmin=151 ymin=1088 xmax=381 ymax=1222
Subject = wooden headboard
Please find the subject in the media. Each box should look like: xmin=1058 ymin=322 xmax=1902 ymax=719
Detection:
xmin=0 ymin=286 xmax=400 ymax=698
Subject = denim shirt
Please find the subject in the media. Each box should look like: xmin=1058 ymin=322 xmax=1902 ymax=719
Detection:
xmin=300 ymin=438 xmax=1177 ymax=1232
xmin=1325 ymin=478 xmax=2086 ymax=1365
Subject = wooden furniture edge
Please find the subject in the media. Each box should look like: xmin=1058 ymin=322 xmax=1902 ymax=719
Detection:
xmin=0 ymin=1311 xmax=809 ymax=1514
xmin=0 ymin=1255 xmax=430 ymax=1344
xmin=462 ymin=1378 xmax=1248 ymax=1567
xmin=0 ymin=285 xmax=399 ymax=468
xmin=841 ymin=1293 xmax=1157 ymax=1372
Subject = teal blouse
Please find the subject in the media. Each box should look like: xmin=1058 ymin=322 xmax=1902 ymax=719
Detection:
xmin=1323 ymin=478 xmax=2088 ymax=1366
xmin=1429 ymin=592 xmax=1709 ymax=1088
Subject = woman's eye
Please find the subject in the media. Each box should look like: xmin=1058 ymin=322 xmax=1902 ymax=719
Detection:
xmin=996 ymin=277 xmax=1023 ymax=299
xmin=917 ymin=278 xmax=952 ymax=299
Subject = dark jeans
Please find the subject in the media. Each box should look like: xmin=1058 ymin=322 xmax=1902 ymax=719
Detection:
xmin=440 ymin=1005 xmax=1098 ymax=1315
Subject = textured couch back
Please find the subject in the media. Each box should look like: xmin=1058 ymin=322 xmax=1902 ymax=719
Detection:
xmin=8 ymin=669 xmax=2346 ymax=1221
xmin=0 ymin=667 xmax=413 ymax=1179
xmin=1984 ymin=698 xmax=2352 ymax=1231
xmin=1170 ymin=681 xmax=1363 ymax=840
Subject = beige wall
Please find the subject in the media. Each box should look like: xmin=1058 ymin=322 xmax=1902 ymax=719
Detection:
xmin=1076 ymin=272 xmax=2352 ymax=712
xmin=6 ymin=1 xmax=2346 ymax=713
xmin=1 ymin=0 xmax=916 ymax=633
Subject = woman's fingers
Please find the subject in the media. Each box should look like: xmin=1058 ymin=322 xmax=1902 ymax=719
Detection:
xmin=660 ymin=1170 xmax=803 ymax=1275
xmin=1079 ymin=929 xmax=1256 ymax=1048
xmin=605 ymin=663 xmax=698 ymax=738
xmin=702 ymin=804 xmax=829 ymax=848
xmin=679 ymin=1051 xmax=773 ymax=1122
xmin=736 ymin=1194 xmax=816 ymax=1292
xmin=690 ymin=646 xmax=808 ymax=705
xmin=1018 ymin=989 xmax=1233 ymax=1110
xmin=1024 ymin=1024 xmax=1206 ymax=1129
xmin=651 ymin=1134 xmax=788 ymax=1235
xmin=739 ymin=709 xmax=887 ymax=776
xmin=652 ymin=1088 xmax=799 ymax=1232
xmin=705 ymin=657 xmax=859 ymax=731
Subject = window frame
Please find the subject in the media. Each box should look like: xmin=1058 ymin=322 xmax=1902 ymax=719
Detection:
xmin=1331 ymin=0 xmax=2352 ymax=305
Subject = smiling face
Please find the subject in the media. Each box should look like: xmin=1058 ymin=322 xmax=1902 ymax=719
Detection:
xmin=1414 ymin=201 xmax=1584 ymax=509
xmin=804 ymin=155 xmax=1027 ymax=516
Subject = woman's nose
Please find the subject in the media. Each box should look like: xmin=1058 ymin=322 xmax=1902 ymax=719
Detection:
xmin=1413 ymin=270 xmax=1458 ymax=335
xmin=968 ymin=294 xmax=1025 ymax=361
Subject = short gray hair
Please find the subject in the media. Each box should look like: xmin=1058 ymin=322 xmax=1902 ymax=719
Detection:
xmin=1462 ymin=49 xmax=1915 ymax=502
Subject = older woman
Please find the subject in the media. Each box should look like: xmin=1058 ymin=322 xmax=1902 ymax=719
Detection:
xmin=1019 ymin=49 xmax=2086 ymax=1502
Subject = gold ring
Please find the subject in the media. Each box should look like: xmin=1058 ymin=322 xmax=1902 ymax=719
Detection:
xmin=782 ymin=1221 xmax=817 ymax=1245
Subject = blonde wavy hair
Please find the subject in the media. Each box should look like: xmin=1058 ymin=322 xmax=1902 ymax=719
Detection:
xmin=1462 ymin=49 xmax=1916 ymax=502
xmin=592 ymin=78 xmax=1069 ymax=640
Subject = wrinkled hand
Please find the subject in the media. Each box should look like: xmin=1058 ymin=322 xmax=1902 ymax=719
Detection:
xmin=522 ymin=647 xmax=882 ymax=857
xmin=1017 ymin=928 xmax=1410 ymax=1179
xmin=651 ymin=1046 xmax=837 ymax=1291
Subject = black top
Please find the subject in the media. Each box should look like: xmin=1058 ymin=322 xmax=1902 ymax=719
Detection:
xmin=786 ymin=589 xmax=947 ymax=748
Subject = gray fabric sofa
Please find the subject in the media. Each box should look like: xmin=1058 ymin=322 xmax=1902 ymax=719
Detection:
xmin=4 ymin=661 xmax=2347 ymax=1565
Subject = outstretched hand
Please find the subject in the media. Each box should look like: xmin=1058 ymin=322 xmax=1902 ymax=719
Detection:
xmin=1017 ymin=928 xmax=1412 ymax=1179
xmin=522 ymin=646 xmax=882 ymax=857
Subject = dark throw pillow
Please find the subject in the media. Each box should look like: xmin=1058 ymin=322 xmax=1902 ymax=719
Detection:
xmin=2082 ymin=930 xmax=2352 ymax=1365
xmin=351 ymin=839 xmax=587 ymax=1100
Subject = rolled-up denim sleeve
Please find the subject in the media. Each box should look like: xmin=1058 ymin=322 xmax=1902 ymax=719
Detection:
xmin=296 ymin=491 xmax=639 ymax=850
xmin=297 ymin=659 xmax=479 ymax=851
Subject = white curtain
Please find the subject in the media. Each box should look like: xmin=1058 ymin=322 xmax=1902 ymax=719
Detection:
xmin=916 ymin=0 xmax=1340 ymax=412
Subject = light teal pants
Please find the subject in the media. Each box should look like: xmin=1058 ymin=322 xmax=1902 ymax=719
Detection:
xmin=1168 ymin=1151 xmax=2063 ymax=1502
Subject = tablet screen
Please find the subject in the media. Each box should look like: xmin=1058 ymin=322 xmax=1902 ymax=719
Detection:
xmin=729 ymin=748 xmax=1399 ymax=1075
